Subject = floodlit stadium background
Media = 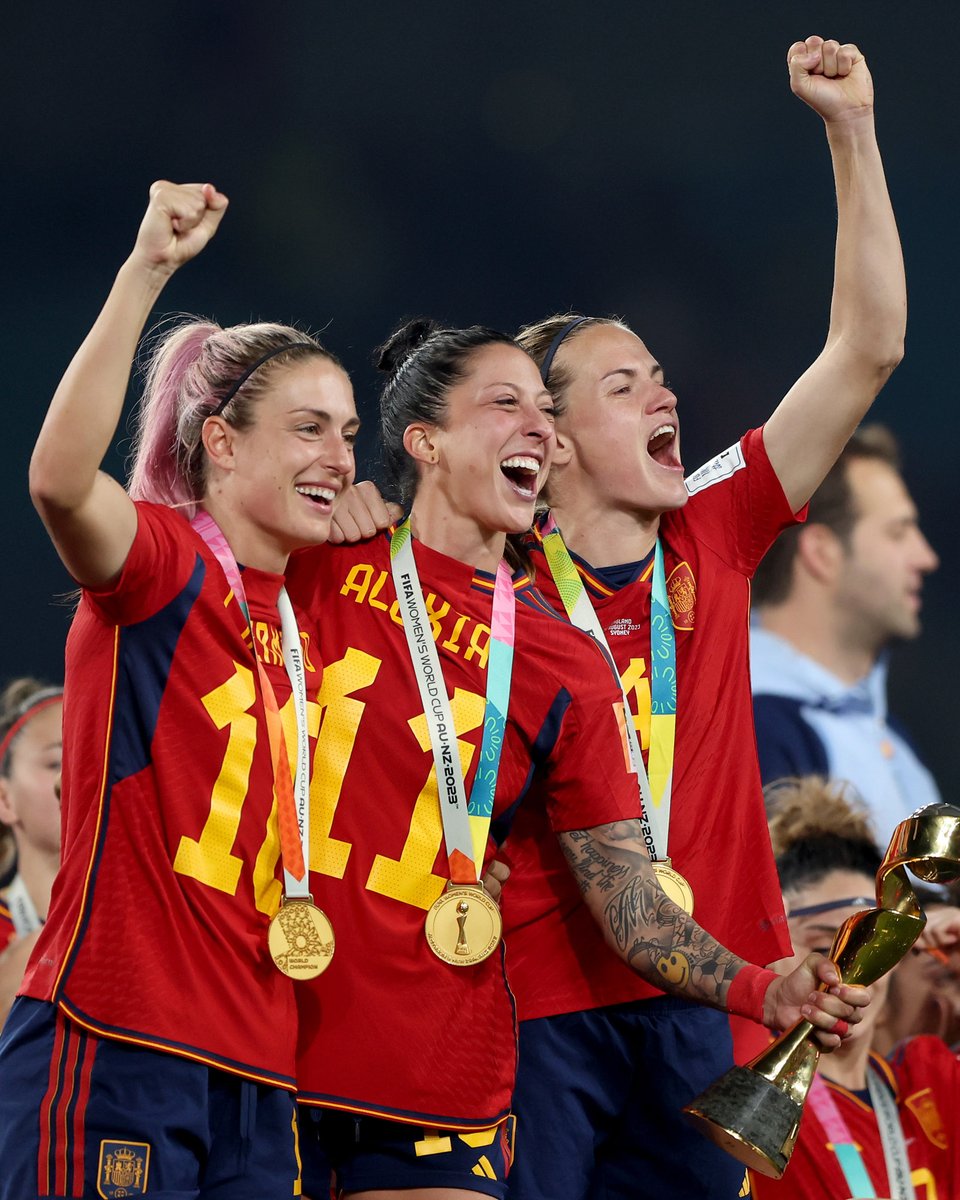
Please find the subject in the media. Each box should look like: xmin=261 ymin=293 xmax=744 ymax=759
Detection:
xmin=4 ymin=2 xmax=958 ymax=793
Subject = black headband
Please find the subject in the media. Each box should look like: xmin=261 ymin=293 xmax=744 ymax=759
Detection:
xmin=210 ymin=342 xmax=316 ymax=417
xmin=538 ymin=316 xmax=591 ymax=384
xmin=787 ymin=895 xmax=874 ymax=919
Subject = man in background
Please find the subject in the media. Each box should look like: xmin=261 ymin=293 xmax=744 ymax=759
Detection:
xmin=751 ymin=424 xmax=940 ymax=837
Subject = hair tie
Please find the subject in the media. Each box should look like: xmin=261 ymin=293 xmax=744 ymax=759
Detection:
xmin=539 ymin=316 xmax=591 ymax=384
xmin=210 ymin=342 xmax=316 ymax=417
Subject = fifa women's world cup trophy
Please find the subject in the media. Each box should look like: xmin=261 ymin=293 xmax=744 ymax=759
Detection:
xmin=683 ymin=803 xmax=960 ymax=1178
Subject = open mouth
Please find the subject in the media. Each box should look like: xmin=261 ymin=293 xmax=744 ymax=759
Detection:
xmin=647 ymin=424 xmax=682 ymax=470
xmin=500 ymin=455 xmax=541 ymax=500
xmin=295 ymin=484 xmax=337 ymax=511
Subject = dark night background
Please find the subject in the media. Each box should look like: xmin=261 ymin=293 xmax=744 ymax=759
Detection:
xmin=3 ymin=3 xmax=957 ymax=795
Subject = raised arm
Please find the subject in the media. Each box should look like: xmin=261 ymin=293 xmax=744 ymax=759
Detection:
xmin=28 ymin=181 xmax=228 ymax=588
xmin=762 ymin=36 xmax=906 ymax=512
xmin=558 ymin=820 xmax=869 ymax=1044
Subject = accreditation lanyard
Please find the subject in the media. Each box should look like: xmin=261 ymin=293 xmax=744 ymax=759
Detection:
xmin=389 ymin=522 xmax=515 ymax=881
xmin=6 ymin=874 xmax=42 ymax=936
xmin=809 ymin=1067 xmax=915 ymax=1200
xmin=540 ymin=513 xmax=676 ymax=861
xmin=191 ymin=512 xmax=311 ymax=899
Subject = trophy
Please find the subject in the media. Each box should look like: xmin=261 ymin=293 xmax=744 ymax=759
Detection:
xmin=683 ymin=802 xmax=960 ymax=1179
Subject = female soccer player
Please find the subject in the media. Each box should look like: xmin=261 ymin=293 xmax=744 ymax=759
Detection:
xmin=0 ymin=678 xmax=63 ymax=1021
xmin=286 ymin=319 xmax=866 ymax=1200
xmin=501 ymin=34 xmax=906 ymax=1200
xmin=0 ymin=181 xmax=358 ymax=1199
xmin=750 ymin=780 xmax=960 ymax=1199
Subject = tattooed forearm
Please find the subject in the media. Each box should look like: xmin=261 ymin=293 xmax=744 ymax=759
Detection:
xmin=558 ymin=821 xmax=746 ymax=1010
xmin=558 ymin=826 xmax=634 ymax=896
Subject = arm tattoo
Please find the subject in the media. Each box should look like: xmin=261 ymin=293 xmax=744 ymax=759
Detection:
xmin=558 ymin=821 xmax=745 ymax=1010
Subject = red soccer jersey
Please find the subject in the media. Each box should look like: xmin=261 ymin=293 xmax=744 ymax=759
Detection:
xmin=750 ymin=1039 xmax=960 ymax=1200
xmin=0 ymin=900 xmax=14 ymax=951
xmin=501 ymin=427 xmax=796 ymax=1020
xmin=285 ymin=534 xmax=639 ymax=1129
xmin=20 ymin=502 xmax=320 ymax=1088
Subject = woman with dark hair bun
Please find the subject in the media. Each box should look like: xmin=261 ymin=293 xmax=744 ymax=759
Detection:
xmin=750 ymin=778 xmax=960 ymax=1199
xmin=0 ymin=181 xmax=358 ymax=1199
xmin=285 ymin=320 xmax=866 ymax=1200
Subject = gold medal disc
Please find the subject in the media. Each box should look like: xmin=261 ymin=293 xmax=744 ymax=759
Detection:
xmin=652 ymin=859 xmax=695 ymax=915
xmin=268 ymin=898 xmax=335 ymax=979
xmin=425 ymin=884 xmax=502 ymax=967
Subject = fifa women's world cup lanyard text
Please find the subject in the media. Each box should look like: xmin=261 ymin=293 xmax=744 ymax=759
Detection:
xmin=389 ymin=521 xmax=514 ymax=965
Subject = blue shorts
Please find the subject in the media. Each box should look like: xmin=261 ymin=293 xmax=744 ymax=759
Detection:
xmin=509 ymin=997 xmax=750 ymax=1200
xmin=299 ymin=1106 xmax=515 ymax=1199
xmin=0 ymin=997 xmax=300 ymax=1200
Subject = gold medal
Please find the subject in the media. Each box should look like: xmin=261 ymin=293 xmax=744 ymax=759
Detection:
xmin=652 ymin=858 xmax=695 ymax=915
xmin=268 ymin=897 xmax=335 ymax=979
xmin=425 ymin=883 xmax=502 ymax=967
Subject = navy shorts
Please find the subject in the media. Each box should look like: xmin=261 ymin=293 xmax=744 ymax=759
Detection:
xmin=0 ymin=997 xmax=300 ymax=1200
xmin=509 ymin=997 xmax=750 ymax=1200
xmin=298 ymin=1105 xmax=515 ymax=1199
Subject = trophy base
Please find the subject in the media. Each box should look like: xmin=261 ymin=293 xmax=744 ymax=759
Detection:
xmin=683 ymin=1066 xmax=801 ymax=1179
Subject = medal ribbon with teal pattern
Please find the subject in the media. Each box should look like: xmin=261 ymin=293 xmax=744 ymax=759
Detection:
xmin=809 ymin=1066 xmax=915 ymax=1199
xmin=540 ymin=512 xmax=676 ymax=861
xmin=390 ymin=520 xmax=515 ymax=881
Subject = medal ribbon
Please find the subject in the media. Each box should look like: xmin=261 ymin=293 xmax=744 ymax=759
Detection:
xmin=6 ymin=874 xmax=43 ymax=937
xmin=191 ymin=512 xmax=309 ymax=894
xmin=809 ymin=1066 xmax=915 ymax=1199
xmin=389 ymin=521 xmax=515 ymax=880
xmin=540 ymin=513 xmax=675 ymax=860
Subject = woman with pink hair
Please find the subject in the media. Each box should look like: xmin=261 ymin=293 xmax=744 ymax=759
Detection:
xmin=0 ymin=181 xmax=358 ymax=1199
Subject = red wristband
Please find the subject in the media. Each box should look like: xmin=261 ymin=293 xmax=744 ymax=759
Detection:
xmin=725 ymin=964 xmax=779 ymax=1024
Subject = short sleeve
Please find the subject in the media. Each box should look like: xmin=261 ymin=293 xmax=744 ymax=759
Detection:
xmin=681 ymin=427 xmax=807 ymax=577
xmin=82 ymin=502 xmax=200 ymax=627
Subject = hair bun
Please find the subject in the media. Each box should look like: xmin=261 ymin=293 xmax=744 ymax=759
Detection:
xmin=765 ymin=777 xmax=877 ymax=858
xmin=376 ymin=318 xmax=441 ymax=375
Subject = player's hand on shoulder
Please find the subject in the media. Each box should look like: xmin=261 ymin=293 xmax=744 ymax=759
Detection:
xmin=130 ymin=181 xmax=229 ymax=276
xmin=329 ymin=480 xmax=403 ymax=544
xmin=787 ymin=35 xmax=873 ymax=124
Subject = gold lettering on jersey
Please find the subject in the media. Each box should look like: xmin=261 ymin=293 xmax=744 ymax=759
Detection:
xmin=366 ymin=688 xmax=485 ymax=909
xmin=253 ymin=619 xmax=284 ymax=667
xmin=340 ymin=561 xmax=491 ymax=668
xmin=311 ymin=649 xmax=382 ymax=880
xmin=442 ymin=614 xmax=469 ymax=655
xmin=174 ymin=665 xmax=257 ymax=894
xmin=619 ymin=657 xmax=651 ymax=749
